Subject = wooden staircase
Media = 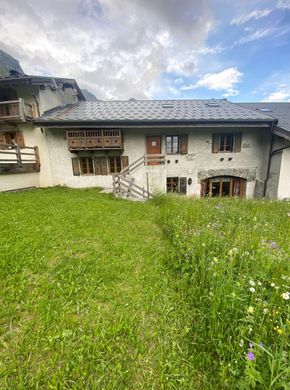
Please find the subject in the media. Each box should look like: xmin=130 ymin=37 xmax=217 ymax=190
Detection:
xmin=112 ymin=153 xmax=165 ymax=200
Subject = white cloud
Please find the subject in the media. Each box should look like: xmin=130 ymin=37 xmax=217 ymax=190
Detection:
xmin=0 ymin=0 xmax=216 ymax=99
xmin=181 ymin=67 xmax=243 ymax=96
xmin=277 ymin=0 xmax=290 ymax=10
xmin=231 ymin=9 xmax=271 ymax=26
xmin=263 ymin=90 xmax=290 ymax=102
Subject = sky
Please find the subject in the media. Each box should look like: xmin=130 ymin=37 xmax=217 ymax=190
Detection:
xmin=0 ymin=0 xmax=290 ymax=102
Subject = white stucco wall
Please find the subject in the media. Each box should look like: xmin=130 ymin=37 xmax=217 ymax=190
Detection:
xmin=278 ymin=145 xmax=290 ymax=199
xmin=45 ymin=126 xmax=271 ymax=197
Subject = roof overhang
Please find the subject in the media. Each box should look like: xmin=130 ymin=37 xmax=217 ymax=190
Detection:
xmin=273 ymin=125 xmax=290 ymax=141
xmin=0 ymin=75 xmax=85 ymax=101
xmin=34 ymin=119 xmax=276 ymax=128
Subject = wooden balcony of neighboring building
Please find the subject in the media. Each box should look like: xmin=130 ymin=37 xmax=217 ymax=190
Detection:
xmin=67 ymin=130 xmax=123 ymax=151
xmin=0 ymin=99 xmax=34 ymax=123
xmin=0 ymin=144 xmax=40 ymax=174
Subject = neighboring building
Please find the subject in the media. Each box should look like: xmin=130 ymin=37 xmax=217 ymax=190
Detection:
xmin=239 ymin=103 xmax=290 ymax=200
xmin=34 ymin=98 xmax=288 ymax=199
xmin=0 ymin=74 xmax=85 ymax=191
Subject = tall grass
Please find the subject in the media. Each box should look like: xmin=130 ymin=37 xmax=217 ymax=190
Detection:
xmin=156 ymin=195 xmax=290 ymax=388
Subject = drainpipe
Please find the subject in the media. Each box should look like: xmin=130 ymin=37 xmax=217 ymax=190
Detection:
xmin=264 ymin=123 xmax=290 ymax=197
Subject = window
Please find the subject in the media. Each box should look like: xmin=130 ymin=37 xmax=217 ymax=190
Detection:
xmin=166 ymin=136 xmax=179 ymax=154
xmin=167 ymin=177 xmax=187 ymax=194
xmin=79 ymin=157 xmax=94 ymax=175
xmin=165 ymin=135 xmax=188 ymax=154
xmin=72 ymin=155 xmax=128 ymax=176
xmin=212 ymin=133 xmax=242 ymax=153
xmin=0 ymin=130 xmax=25 ymax=148
xmin=109 ymin=156 xmax=122 ymax=174
xmin=201 ymin=176 xmax=246 ymax=197
xmin=220 ymin=134 xmax=234 ymax=152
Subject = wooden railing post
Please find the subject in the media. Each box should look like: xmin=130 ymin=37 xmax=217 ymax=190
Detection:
xmin=16 ymin=145 xmax=22 ymax=167
xmin=34 ymin=146 xmax=40 ymax=171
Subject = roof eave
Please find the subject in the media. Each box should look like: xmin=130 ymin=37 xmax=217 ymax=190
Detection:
xmin=34 ymin=118 xmax=276 ymax=128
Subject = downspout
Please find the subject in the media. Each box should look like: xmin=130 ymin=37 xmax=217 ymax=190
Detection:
xmin=263 ymin=124 xmax=274 ymax=197
xmin=264 ymin=124 xmax=290 ymax=197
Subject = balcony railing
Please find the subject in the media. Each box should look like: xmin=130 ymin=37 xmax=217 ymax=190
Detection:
xmin=0 ymin=144 xmax=40 ymax=174
xmin=0 ymin=99 xmax=34 ymax=123
xmin=67 ymin=130 xmax=123 ymax=151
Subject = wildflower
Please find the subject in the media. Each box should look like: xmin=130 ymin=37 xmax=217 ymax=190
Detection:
xmin=274 ymin=326 xmax=284 ymax=335
xmin=269 ymin=240 xmax=280 ymax=250
xmin=263 ymin=308 xmax=268 ymax=314
xmin=249 ymin=287 xmax=256 ymax=293
xmin=271 ymin=283 xmax=276 ymax=287
xmin=247 ymin=306 xmax=254 ymax=314
xmin=239 ymin=339 xmax=244 ymax=347
xmin=249 ymin=342 xmax=253 ymax=348
xmin=249 ymin=280 xmax=256 ymax=287
xmin=257 ymin=281 xmax=262 ymax=286
xmin=281 ymin=292 xmax=290 ymax=300
xmin=247 ymin=351 xmax=255 ymax=361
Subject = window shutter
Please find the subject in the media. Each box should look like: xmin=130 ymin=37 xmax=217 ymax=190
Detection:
xmin=93 ymin=157 xmax=108 ymax=175
xmin=179 ymin=177 xmax=187 ymax=194
xmin=71 ymin=157 xmax=80 ymax=176
xmin=100 ymin=157 xmax=108 ymax=175
xmin=200 ymin=180 xmax=206 ymax=197
xmin=212 ymin=134 xmax=219 ymax=153
xmin=121 ymin=155 xmax=129 ymax=170
xmin=234 ymin=133 xmax=242 ymax=153
xmin=15 ymin=131 xmax=25 ymax=147
xmin=0 ymin=131 xmax=5 ymax=149
xmin=179 ymin=135 xmax=188 ymax=154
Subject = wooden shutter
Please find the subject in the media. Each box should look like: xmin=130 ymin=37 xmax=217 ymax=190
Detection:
xmin=15 ymin=131 xmax=25 ymax=147
xmin=234 ymin=133 xmax=242 ymax=153
xmin=0 ymin=131 xmax=5 ymax=149
xmin=121 ymin=155 xmax=129 ymax=170
xmin=212 ymin=134 xmax=219 ymax=153
xmin=179 ymin=177 xmax=187 ymax=194
xmin=200 ymin=180 xmax=206 ymax=197
xmin=93 ymin=157 xmax=108 ymax=175
xmin=179 ymin=135 xmax=188 ymax=154
xmin=71 ymin=157 xmax=80 ymax=176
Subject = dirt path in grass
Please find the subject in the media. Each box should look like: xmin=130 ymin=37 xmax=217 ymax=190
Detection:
xmin=0 ymin=189 xmax=195 ymax=389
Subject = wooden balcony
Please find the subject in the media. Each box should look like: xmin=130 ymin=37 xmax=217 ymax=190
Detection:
xmin=0 ymin=144 xmax=40 ymax=174
xmin=0 ymin=99 xmax=34 ymax=123
xmin=67 ymin=130 xmax=123 ymax=151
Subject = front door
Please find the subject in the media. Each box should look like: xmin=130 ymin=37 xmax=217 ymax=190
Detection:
xmin=146 ymin=136 xmax=161 ymax=165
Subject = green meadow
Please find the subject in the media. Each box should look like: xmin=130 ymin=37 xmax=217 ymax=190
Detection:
xmin=0 ymin=188 xmax=289 ymax=389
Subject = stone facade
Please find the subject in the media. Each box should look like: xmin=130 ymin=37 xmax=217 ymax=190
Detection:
xmin=44 ymin=126 xmax=272 ymax=198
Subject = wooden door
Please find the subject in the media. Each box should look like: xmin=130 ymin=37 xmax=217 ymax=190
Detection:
xmin=146 ymin=136 xmax=161 ymax=165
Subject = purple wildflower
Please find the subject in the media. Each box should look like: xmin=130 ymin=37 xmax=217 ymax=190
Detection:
xmin=269 ymin=240 xmax=280 ymax=250
xmin=247 ymin=351 xmax=255 ymax=361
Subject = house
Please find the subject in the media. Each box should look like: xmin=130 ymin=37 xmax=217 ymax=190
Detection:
xmin=1 ymin=72 xmax=289 ymax=200
xmin=239 ymin=103 xmax=290 ymax=200
xmin=0 ymin=74 xmax=85 ymax=191
xmin=33 ymin=98 xmax=290 ymax=199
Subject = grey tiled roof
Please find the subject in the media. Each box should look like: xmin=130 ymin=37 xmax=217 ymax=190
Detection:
xmin=239 ymin=103 xmax=290 ymax=135
xmin=36 ymin=99 xmax=275 ymax=124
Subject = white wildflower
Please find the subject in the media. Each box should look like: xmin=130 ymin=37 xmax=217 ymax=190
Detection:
xmin=263 ymin=308 xmax=268 ymax=314
xmin=249 ymin=287 xmax=256 ymax=293
xmin=257 ymin=281 xmax=262 ymax=286
xmin=271 ymin=283 xmax=276 ymax=287
xmin=281 ymin=292 xmax=290 ymax=300
xmin=249 ymin=280 xmax=256 ymax=287
xmin=247 ymin=306 xmax=254 ymax=314
xmin=239 ymin=339 xmax=244 ymax=347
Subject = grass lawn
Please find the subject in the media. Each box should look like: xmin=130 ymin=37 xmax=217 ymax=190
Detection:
xmin=0 ymin=187 xmax=289 ymax=389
